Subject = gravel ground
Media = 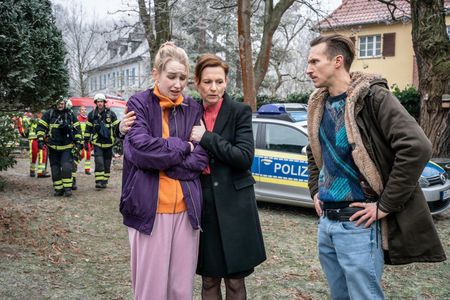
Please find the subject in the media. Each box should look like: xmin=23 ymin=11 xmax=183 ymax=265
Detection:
xmin=0 ymin=157 xmax=449 ymax=299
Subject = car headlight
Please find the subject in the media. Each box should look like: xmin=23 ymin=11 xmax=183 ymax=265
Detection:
xmin=418 ymin=176 xmax=430 ymax=188
xmin=440 ymin=172 xmax=448 ymax=184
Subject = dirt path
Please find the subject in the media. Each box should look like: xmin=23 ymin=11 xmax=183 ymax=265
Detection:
xmin=1 ymin=158 xmax=449 ymax=299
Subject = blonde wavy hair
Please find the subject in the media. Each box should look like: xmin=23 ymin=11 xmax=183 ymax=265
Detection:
xmin=153 ymin=41 xmax=189 ymax=75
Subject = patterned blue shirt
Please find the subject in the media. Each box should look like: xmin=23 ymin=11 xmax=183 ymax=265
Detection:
xmin=318 ymin=93 xmax=364 ymax=202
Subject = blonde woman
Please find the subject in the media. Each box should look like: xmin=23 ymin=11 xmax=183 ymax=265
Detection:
xmin=120 ymin=42 xmax=208 ymax=299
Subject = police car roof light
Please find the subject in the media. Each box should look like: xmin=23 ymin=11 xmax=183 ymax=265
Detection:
xmin=257 ymin=104 xmax=286 ymax=115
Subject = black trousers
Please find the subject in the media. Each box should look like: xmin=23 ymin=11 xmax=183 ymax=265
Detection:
xmin=48 ymin=148 xmax=73 ymax=191
xmin=93 ymin=146 xmax=112 ymax=183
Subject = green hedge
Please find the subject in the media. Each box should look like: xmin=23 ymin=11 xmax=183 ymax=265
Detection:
xmin=189 ymin=86 xmax=419 ymax=118
xmin=392 ymin=85 xmax=420 ymax=120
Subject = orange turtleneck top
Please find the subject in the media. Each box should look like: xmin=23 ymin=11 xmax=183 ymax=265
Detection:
xmin=154 ymin=86 xmax=187 ymax=213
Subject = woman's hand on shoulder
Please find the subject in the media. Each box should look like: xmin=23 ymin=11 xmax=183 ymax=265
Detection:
xmin=119 ymin=108 xmax=136 ymax=135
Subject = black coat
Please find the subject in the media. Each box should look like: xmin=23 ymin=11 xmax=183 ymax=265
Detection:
xmin=199 ymin=93 xmax=266 ymax=274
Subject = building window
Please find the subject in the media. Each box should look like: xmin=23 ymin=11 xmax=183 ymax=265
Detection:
xmin=94 ymin=77 xmax=97 ymax=91
xmin=112 ymin=72 xmax=116 ymax=88
xmin=126 ymin=69 xmax=129 ymax=86
xmin=447 ymin=26 xmax=450 ymax=40
xmin=90 ymin=78 xmax=94 ymax=92
xmin=103 ymin=74 xmax=107 ymax=89
xmin=131 ymin=68 xmax=136 ymax=85
xmin=359 ymin=35 xmax=381 ymax=58
xmin=120 ymin=70 xmax=124 ymax=88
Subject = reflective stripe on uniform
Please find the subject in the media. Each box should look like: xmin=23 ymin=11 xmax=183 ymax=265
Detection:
xmin=95 ymin=171 xmax=106 ymax=181
xmin=53 ymin=180 xmax=63 ymax=190
xmin=62 ymin=178 xmax=73 ymax=188
xmin=39 ymin=119 xmax=48 ymax=128
xmin=47 ymin=144 xmax=74 ymax=150
xmin=92 ymin=142 xmax=114 ymax=148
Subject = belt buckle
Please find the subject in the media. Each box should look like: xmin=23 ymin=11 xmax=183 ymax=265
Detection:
xmin=324 ymin=208 xmax=340 ymax=221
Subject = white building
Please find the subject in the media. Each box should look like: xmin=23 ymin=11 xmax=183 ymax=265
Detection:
xmin=86 ymin=30 xmax=151 ymax=100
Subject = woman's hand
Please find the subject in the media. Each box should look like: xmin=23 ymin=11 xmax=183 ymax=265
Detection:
xmin=119 ymin=109 xmax=136 ymax=135
xmin=190 ymin=119 xmax=206 ymax=142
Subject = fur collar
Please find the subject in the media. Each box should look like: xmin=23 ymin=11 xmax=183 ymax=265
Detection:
xmin=307 ymin=72 xmax=384 ymax=195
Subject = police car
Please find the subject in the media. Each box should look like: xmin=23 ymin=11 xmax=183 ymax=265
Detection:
xmin=251 ymin=104 xmax=450 ymax=215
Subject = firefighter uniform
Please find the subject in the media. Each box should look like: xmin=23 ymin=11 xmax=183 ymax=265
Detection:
xmin=77 ymin=113 xmax=92 ymax=174
xmin=84 ymin=107 xmax=120 ymax=188
xmin=36 ymin=106 xmax=82 ymax=196
xmin=21 ymin=114 xmax=49 ymax=178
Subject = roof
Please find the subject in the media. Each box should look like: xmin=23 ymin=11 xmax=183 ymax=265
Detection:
xmin=319 ymin=0 xmax=450 ymax=30
xmin=87 ymin=38 xmax=149 ymax=74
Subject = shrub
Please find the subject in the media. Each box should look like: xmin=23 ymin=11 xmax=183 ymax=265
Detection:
xmin=0 ymin=112 xmax=18 ymax=174
xmin=392 ymin=85 xmax=420 ymax=120
xmin=285 ymin=91 xmax=312 ymax=104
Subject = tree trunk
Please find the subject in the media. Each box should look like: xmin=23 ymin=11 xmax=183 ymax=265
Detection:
xmin=411 ymin=0 xmax=450 ymax=157
xmin=138 ymin=0 xmax=156 ymax=67
xmin=154 ymin=0 xmax=171 ymax=45
xmin=253 ymin=0 xmax=295 ymax=93
xmin=237 ymin=0 xmax=256 ymax=111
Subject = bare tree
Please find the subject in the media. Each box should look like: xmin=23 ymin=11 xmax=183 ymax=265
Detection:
xmin=264 ymin=14 xmax=310 ymax=97
xmin=137 ymin=0 xmax=171 ymax=67
xmin=238 ymin=0 xmax=257 ymax=110
xmin=253 ymin=0 xmax=296 ymax=93
xmin=54 ymin=3 xmax=106 ymax=96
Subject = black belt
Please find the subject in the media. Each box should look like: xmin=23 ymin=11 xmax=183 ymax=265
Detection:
xmin=323 ymin=207 xmax=364 ymax=221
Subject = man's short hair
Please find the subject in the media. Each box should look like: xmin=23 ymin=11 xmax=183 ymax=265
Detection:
xmin=310 ymin=34 xmax=355 ymax=71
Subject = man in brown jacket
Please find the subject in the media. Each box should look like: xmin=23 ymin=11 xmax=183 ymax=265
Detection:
xmin=306 ymin=34 xmax=446 ymax=299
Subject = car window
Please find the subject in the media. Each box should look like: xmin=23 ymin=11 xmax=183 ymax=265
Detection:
xmin=252 ymin=122 xmax=258 ymax=144
xmin=265 ymin=123 xmax=308 ymax=154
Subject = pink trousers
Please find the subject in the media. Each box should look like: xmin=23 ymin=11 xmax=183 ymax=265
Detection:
xmin=128 ymin=212 xmax=200 ymax=300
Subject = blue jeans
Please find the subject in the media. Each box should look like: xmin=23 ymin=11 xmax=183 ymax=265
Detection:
xmin=318 ymin=216 xmax=384 ymax=300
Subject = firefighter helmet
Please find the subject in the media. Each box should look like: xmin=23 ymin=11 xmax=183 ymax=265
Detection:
xmin=94 ymin=93 xmax=107 ymax=103
xmin=66 ymin=99 xmax=73 ymax=110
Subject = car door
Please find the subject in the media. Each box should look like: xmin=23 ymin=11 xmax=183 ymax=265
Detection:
xmin=253 ymin=121 xmax=312 ymax=207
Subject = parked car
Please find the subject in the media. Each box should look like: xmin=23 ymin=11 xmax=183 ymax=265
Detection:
xmin=251 ymin=104 xmax=450 ymax=215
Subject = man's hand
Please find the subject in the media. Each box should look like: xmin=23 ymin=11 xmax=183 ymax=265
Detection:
xmin=119 ymin=109 xmax=136 ymax=135
xmin=37 ymin=140 xmax=44 ymax=150
xmin=349 ymin=202 xmax=389 ymax=228
xmin=313 ymin=193 xmax=323 ymax=217
xmin=190 ymin=120 xmax=206 ymax=142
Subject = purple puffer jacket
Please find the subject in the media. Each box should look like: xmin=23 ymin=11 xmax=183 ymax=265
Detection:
xmin=120 ymin=88 xmax=209 ymax=235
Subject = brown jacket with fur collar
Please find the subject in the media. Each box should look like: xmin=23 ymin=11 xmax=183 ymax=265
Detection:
xmin=307 ymin=72 xmax=446 ymax=265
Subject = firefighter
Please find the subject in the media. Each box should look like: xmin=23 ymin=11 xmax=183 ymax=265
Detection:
xmin=84 ymin=93 xmax=120 ymax=189
xmin=21 ymin=112 xmax=50 ymax=178
xmin=66 ymin=99 xmax=80 ymax=191
xmin=77 ymin=106 xmax=92 ymax=175
xmin=36 ymin=98 xmax=82 ymax=197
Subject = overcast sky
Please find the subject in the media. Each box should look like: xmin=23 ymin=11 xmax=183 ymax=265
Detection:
xmin=51 ymin=0 xmax=132 ymax=19
xmin=52 ymin=0 xmax=342 ymax=21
